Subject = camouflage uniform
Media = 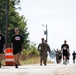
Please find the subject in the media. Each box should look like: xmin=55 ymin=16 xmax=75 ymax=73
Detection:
xmin=38 ymin=42 xmax=51 ymax=66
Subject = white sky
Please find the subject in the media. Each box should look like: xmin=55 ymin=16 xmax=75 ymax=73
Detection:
xmin=18 ymin=0 xmax=76 ymax=54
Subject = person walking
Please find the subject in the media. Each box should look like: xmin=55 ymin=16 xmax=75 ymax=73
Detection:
xmin=11 ymin=28 xmax=24 ymax=68
xmin=58 ymin=50 xmax=62 ymax=63
xmin=0 ymin=29 xmax=5 ymax=68
xmin=61 ymin=40 xmax=70 ymax=65
xmin=38 ymin=38 xmax=51 ymax=66
xmin=67 ymin=52 xmax=70 ymax=64
xmin=72 ymin=51 xmax=76 ymax=64
xmin=55 ymin=49 xmax=62 ymax=64
xmin=55 ymin=49 xmax=59 ymax=64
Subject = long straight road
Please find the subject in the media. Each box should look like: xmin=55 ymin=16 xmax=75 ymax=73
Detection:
xmin=0 ymin=64 xmax=76 ymax=75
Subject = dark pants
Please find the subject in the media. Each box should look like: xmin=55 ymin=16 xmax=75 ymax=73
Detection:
xmin=73 ymin=57 xmax=75 ymax=64
xmin=40 ymin=54 xmax=47 ymax=66
xmin=56 ymin=55 xmax=59 ymax=63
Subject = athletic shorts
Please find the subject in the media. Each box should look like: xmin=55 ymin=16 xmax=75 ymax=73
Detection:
xmin=59 ymin=56 xmax=62 ymax=60
xmin=0 ymin=48 xmax=4 ymax=54
xmin=13 ymin=49 xmax=21 ymax=55
xmin=63 ymin=50 xmax=68 ymax=56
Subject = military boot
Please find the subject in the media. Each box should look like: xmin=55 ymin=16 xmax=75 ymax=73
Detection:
xmin=0 ymin=63 xmax=1 ymax=68
xmin=15 ymin=63 xmax=18 ymax=68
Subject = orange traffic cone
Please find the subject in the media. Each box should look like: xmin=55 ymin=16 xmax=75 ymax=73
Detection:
xmin=5 ymin=48 xmax=14 ymax=66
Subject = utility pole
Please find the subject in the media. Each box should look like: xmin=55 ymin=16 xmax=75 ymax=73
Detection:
xmin=46 ymin=25 xmax=48 ymax=44
xmin=42 ymin=24 xmax=48 ymax=44
xmin=5 ymin=0 xmax=9 ymax=48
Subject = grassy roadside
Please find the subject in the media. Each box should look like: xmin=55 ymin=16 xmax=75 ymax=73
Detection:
xmin=20 ymin=56 xmax=54 ymax=65
xmin=1 ymin=55 xmax=54 ymax=65
xmin=20 ymin=57 xmax=40 ymax=65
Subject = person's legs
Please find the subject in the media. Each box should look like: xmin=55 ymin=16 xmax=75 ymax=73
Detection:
xmin=63 ymin=52 xmax=67 ymax=65
xmin=14 ymin=53 xmax=20 ymax=68
xmin=17 ymin=53 xmax=20 ymax=65
xmin=59 ymin=56 xmax=62 ymax=63
xmin=40 ymin=57 xmax=42 ymax=66
xmin=0 ymin=54 xmax=2 ymax=68
xmin=43 ymin=57 xmax=47 ymax=66
xmin=67 ymin=58 xmax=69 ymax=64
xmin=63 ymin=55 xmax=67 ymax=65
xmin=73 ymin=59 xmax=75 ymax=64
xmin=43 ymin=55 xmax=47 ymax=66
xmin=65 ymin=52 xmax=69 ymax=64
xmin=63 ymin=55 xmax=64 ymax=62
xmin=56 ymin=56 xmax=59 ymax=63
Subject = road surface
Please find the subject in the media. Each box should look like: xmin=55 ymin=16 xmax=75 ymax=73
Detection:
xmin=0 ymin=64 xmax=76 ymax=75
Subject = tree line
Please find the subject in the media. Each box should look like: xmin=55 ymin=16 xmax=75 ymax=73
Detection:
xmin=0 ymin=0 xmax=39 ymax=56
xmin=0 ymin=0 xmax=30 ymax=49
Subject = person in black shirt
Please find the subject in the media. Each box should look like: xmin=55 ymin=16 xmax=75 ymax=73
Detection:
xmin=0 ymin=29 xmax=5 ymax=68
xmin=72 ymin=51 xmax=76 ymax=64
xmin=11 ymin=28 xmax=24 ymax=68
xmin=61 ymin=40 xmax=70 ymax=65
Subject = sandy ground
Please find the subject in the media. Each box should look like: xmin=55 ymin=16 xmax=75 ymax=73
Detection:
xmin=0 ymin=64 xmax=76 ymax=75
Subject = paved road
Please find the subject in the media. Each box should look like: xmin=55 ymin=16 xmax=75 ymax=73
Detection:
xmin=0 ymin=64 xmax=76 ymax=75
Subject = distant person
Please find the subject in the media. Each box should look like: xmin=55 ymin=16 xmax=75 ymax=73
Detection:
xmin=67 ymin=52 xmax=70 ymax=64
xmin=72 ymin=51 xmax=76 ymax=64
xmin=61 ymin=40 xmax=70 ymax=65
xmin=38 ymin=38 xmax=51 ymax=66
xmin=0 ymin=29 xmax=5 ymax=68
xmin=11 ymin=28 xmax=24 ymax=68
xmin=55 ymin=49 xmax=59 ymax=63
xmin=58 ymin=50 xmax=62 ymax=63
xmin=55 ymin=49 xmax=62 ymax=64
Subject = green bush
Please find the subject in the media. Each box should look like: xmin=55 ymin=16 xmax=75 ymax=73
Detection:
xmin=22 ymin=43 xmax=40 ymax=56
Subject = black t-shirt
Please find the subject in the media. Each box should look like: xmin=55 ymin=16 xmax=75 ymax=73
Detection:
xmin=61 ymin=44 xmax=69 ymax=51
xmin=0 ymin=34 xmax=5 ymax=50
xmin=11 ymin=34 xmax=24 ymax=51
xmin=61 ymin=44 xmax=69 ymax=55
